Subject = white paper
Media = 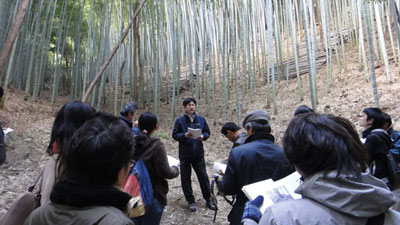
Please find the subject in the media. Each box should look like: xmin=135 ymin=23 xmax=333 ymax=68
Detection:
xmin=188 ymin=128 xmax=202 ymax=139
xmin=213 ymin=162 xmax=227 ymax=175
xmin=241 ymin=172 xmax=302 ymax=213
xmin=167 ymin=155 xmax=180 ymax=167
xmin=3 ymin=128 xmax=13 ymax=135
xmin=3 ymin=128 xmax=14 ymax=142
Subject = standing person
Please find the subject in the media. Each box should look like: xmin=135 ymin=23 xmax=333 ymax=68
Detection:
xmin=242 ymin=113 xmax=400 ymax=225
xmin=217 ymin=110 xmax=293 ymax=225
xmin=132 ymin=112 xmax=179 ymax=225
xmin=24 ymin=113 xmax=135 ymax=225
xmin=172 ymin=97 xmax=216 ymax=212
xmin=360 ymin=107 xmax=393 ymax=188
xmin=120 ymin=101 xmax=140 ymax=135
xmin=41 ymin=101 xmax=96 ymax=205
xmin=221 ymin=122 xmax=247 ymax=149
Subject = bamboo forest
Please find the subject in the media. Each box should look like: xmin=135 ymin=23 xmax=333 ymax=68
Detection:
xmin=0 ymin=0 xmax=399 ymax=124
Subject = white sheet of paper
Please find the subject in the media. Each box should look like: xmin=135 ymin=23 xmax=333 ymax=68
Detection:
xmin=242 ymin=172 xmax=302 ymax=213
xmin=3 ymin=128 xmax=14 ymax=135
xmin=188 ymin=128 xmax=202 ymax=139
xmin=213 ymin=162 xmax=227 ymax=175
xmin=167 ymin=155 xmax=180 ymax=167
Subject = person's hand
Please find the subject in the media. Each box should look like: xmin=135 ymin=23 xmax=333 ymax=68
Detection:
xmin=197 ymin=135 xmax=204 ymax=141
xmin=242 ymin=195 xmax=264 ymax=223
xmin=185 ymin=132 xmax=192 ymax=138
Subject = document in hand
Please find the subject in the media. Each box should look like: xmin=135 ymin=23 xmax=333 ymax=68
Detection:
xmin=167 ymin=155 xmax=180 ymax=167
xmin=241 ymin=172 xmax=302 ymax=213
xmin=188 ymin=127 xmax=202 ymax=139
xmin=213 ymin=162 xmax=227 ymax=175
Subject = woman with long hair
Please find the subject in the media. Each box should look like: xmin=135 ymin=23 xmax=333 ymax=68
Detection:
xmin=40 ymin=101 xmax=96 ymax=205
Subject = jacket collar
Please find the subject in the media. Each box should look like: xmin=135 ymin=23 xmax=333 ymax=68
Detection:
xmin=245 ymin=132 xmax=275 ymax=144
xmin=120 ymin=116 xmax=133 ymax=128
xmin=50 ymin=179 xmax=131 ymax=212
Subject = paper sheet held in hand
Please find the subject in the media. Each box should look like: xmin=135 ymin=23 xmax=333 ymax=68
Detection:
xmin=213 ymin=162 xmax=227 ymax=175
xmin=188 ymin=128 xmax=202 ymax=139
xmin=167 ymin=155 xmax=180 ymax=167
xmin=241 ymin=172 xmax=302 ymax=213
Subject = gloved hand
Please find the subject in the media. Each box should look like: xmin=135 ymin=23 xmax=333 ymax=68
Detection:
xmin=241 ymin=195 xmax=264 ymax=223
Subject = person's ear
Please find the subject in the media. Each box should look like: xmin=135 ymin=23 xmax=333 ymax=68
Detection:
xmin=367 ymin=118 xmax=374 ymax=126
xmin=247 ymin=127 xmax=253 ymax=136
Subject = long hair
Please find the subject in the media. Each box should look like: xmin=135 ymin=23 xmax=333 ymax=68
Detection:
xmin=48 ymin=101 xmax=95 ymax=169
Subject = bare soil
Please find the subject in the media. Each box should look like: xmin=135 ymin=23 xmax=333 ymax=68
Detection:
xmin=1 ymin=45 xmax=399 ymax=224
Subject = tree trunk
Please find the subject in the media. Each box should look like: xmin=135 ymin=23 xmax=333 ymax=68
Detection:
xmin=0 ymin=0 xmax=30 ymax=75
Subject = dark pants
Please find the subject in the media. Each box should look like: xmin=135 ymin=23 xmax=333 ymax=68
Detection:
xmin=132 ymin=197 xmax=164 ymax=225
xmin=180 ymin=157 xmax=211 ymax=203
xmin=228 ymin=200 xmax=245 ymax=225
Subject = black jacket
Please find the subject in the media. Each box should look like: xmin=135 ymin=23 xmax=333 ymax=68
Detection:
xmin=172 ymin=113 xmax=210 ymax=161
xmin=218 ymin=132 xmax=293 ymax=224
xmin=362 ymin=128 xmax=393 ymax=180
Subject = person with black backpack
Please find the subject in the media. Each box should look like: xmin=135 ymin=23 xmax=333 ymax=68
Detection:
xmin=360 ymin=108 xmax=393 ymax=188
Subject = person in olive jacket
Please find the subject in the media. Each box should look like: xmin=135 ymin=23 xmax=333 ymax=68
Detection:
xmin=24 ymin=113 xmax=135 ymax=225
xmin=133 ymin=112 xmax=179 ymax=225
xmin=172 ymin=97 xmax=216 ymax=212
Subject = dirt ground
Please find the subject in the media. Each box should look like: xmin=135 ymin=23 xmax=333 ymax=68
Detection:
xmin=0 ymin=44 xmax=399 ymax=224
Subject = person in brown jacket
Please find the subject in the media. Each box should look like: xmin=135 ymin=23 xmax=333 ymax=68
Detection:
xmin=132 ymin=112 xmax=180 ymax=225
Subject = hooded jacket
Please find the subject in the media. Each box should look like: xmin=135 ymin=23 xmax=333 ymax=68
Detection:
xmin=243 ymin=171 xmax=400 ymax=225
xmin=135 ymin=135 xmax=179 ymax=206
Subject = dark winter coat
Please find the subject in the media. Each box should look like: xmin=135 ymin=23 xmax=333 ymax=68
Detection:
xmin=24 ymin=180 xmax=133 ymax=225
xmin=218 ymin=132 xmax=293 ymax=224
xmin=135 ymin=135 xmax=179 ymax=206
xmin=362 ymin=128 xmax=393 ymax=181
xmin=172 ymin=113 xmax=210 ymax=161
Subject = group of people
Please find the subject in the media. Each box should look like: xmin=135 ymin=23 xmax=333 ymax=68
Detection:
xmin=7 ymin=94 xmax=400 ymax=225
xmin=218 ymin=105 xmax=400 ymax=225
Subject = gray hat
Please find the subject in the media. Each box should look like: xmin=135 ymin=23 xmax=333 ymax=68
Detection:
xmin=242 ymin=110 xmax=270 ymax=127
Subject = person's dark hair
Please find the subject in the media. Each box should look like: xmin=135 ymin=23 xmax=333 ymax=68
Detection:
xmin=62 ymin=112 xmax=134 ymax=185
xmin=294 ymin=105 xmax=314 ymax=116
xmin=120 ymin=101 xmax=138 ymax=117
xmin=134 ymin=112 xmax=158 ymax=159
xmin=244 ymin=120 xmax=271 ymax=134
xmin=221 ymin=122 xmax=240 ymax=135
xmin=48 ymin=101 xmax=96 ymax=156
xmin=0 ymin=86 xmax=3 ymax=98
xmin=183 ymin=97 xmax=196 ymax=107
xmin=283 ymin=113 xmax=368 ymax=177
xmin=382 ymin=112 xmax=392 ymax=128
xmin=362 ymin=107 xmax=385 ymax=129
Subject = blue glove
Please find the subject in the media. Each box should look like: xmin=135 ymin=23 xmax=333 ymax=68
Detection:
xmin=242 ymin=195 xmax=264 ymax=223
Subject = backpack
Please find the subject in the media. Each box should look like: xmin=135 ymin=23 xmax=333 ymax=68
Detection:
xmin=389 ymin=129 xmax=400 ymax=162
xmin=388 ymin=129 xmax=400 ymax=189
xmin=122 ymin=158 xmax=154 ymax=217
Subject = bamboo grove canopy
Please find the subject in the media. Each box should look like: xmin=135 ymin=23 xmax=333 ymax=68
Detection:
xmin=0 ymin=0 xmax=399 ymax=124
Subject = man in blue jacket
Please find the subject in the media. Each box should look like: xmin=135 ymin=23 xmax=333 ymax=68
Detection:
xmin=172 ymin=97 xmax=216 ymax=212
xmin=217 ymin=110 xmax=293 ymax=225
